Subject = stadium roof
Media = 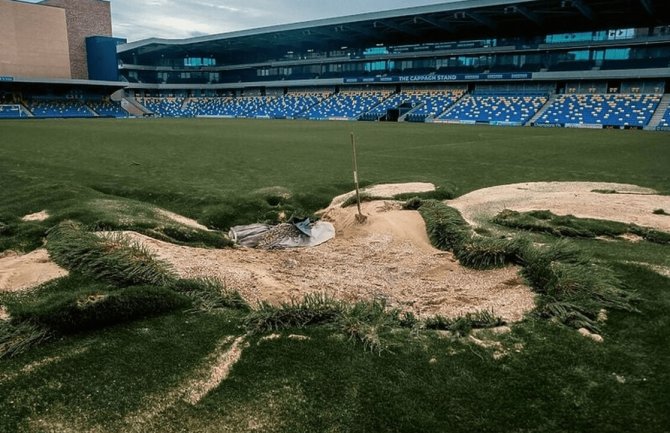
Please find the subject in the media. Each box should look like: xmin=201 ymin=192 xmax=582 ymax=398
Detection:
xmin=119 ymin=0 xmax=670 ymax=58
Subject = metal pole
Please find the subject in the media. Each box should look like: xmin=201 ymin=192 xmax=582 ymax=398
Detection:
xmin=351 ymin=132 xmax=367 ymax=223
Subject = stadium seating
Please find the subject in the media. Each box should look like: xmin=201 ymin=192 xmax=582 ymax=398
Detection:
xmin=266 ymin=93 xmax=328 ymax=118
xmin=181 ymin=97 xmax=231 ymax=116
xmin=140 ymin=97 xmax=193 ymax=117
xmin=303 ymin=91 xmax=391 ymax=120
xmin=404 ymin=91 xmax=464 ymax=122
xmin=27 ymin=100 xmax=95 ymax=118
xmin=360 ymin=93 xmax=410 ymax=121
xmin=88 ymin=101 xmax=129 ymax=118
xmin=439 ymin=94 xmax=547 ymax=125
xmin=0 ymin=105 xmax=24 ymax=118
xmin=137 ymin=94 xmax=327 ymax=119
xmin=658 ymin=106 xmax=670 ymax=129
xmin=536 ymin=94 xmax=662 ymax=127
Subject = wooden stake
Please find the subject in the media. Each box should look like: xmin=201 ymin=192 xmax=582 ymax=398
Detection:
xmin=351 ymin=132 xmax=367 ymax=223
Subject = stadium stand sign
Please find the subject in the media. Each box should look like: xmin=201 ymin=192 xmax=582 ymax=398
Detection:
xmin=344 ymin=73 xmax=532 ymax=84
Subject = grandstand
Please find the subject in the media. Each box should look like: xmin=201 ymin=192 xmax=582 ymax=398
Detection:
xmin=405 ymin=90 xmax=465 ymax=122
xmin=0 ymin=0 xmax=669 ymax=130
xmin=303 ymin=90 xmax=392 ymax=120
xmin=438 ymin=94 xmax=548 ymax=126
xmin=27 ymin=99 xmax=95 ymax=118
xmin=536 ymin=94 xmax=662 ymax=128
xmin=87 ymin=100 xmax=129 ymax=118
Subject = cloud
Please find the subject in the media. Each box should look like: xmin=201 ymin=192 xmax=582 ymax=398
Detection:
xmin=18 ymin=0 xmax=455 ymax=42
xmin=106 ymin=0 xmax=451 ymax=41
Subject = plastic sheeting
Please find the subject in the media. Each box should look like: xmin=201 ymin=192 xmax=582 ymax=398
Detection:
xmin=229 ymin=219 xmax=335 ymax=249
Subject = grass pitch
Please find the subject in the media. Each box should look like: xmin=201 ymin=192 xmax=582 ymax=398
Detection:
xmin=1 ymin=119 xmax=669 ymax=432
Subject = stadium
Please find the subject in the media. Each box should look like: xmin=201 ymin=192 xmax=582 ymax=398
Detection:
xmin=0 ymin=0 xmax=669 ymax=129
xmin=1 ymin=1 xmax=670 ymax=432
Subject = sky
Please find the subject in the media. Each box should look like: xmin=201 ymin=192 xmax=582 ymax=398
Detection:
xmin=23 ymin=0 xmax=455 ymax=42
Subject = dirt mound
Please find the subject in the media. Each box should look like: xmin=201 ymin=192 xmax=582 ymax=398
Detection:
xmin=155 ymin=209 xmax=210 ymax=231
xmin=0 ymin=249 xmax=68 ymax=292
xmin=21 ymin=210 xmax=49 ymax=222
xmin=121 ymin=200 xmax=535 ymax=322
xmin=449 ymin=182 xmax=670 ymax=231
xmin=327 ymin=182 xmax=436 ymax=209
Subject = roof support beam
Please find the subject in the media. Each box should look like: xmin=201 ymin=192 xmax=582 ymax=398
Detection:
xmin=639 ymin=0 xmax=655 ymax=17
xmin=413 ymin=16 xmax=455 ymax=33
xmin=562 ymin=0 xmax=594 ymax=21
xmin=373 ymin=20 xmax=421 ymax=37
xmin=454 ymin=11 xmax=497 ymax=30
xmin=504 ymin=5 xmax=543 ymax=26
xmin=337 ymin=24 xmax=379 ymax=40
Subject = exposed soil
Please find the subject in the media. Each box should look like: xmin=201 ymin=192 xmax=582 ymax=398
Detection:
xmin=448 ymin=182 xmax=670 ymax=232
xmin=0 ymin=249 xmax=68 ymax=292
xmin=21 ymin=210 xmax=49 ymax=222
xmin=327 ymin=182 xmax=436 ymax=209
xmin=156 ymin=209 xmax=211 ymax=232
xmin=121 ymin=200 xmax=535 ymax=322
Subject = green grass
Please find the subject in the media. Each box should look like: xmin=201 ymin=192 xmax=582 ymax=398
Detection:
xmin=494 ymin=209 xmax=670 ymax=245
xmin=1 ymin=119 xmax=669 ymax=251
xmin=1 ymin=119 xmax=669 ymax=432
xmin=46 ymin=220 xmax=177 ymax=286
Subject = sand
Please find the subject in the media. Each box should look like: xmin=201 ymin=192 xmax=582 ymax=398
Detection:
xmin=0 ymin=249 xmax=68 ymax=292
xmin=327 ymin=182 xmax=436 ymax=209
xmin=119 ymin=200 xmax=536 ymax=322
xmin=4 ymin=181 xmax=664 ymax=317
xmin=156 ymin=208 xmax=211 ymax=231
xmin=448 ymin=182 xmax=670 ymax=231
xmin=21 ymin=210 xmax=49 ymax=222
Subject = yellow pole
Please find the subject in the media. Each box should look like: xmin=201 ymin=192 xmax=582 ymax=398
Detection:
xmin=351 ymin=132 xmax=367 ymax=223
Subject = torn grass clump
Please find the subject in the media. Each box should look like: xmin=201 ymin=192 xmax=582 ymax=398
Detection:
xmin=424 ymin=310 xmax=505 ymax=336
xmin=9 ymin=286 xmax=191 ymax=334
xmin=0 ymin=321 xmax=52 ymax=359
xmin=520 ymin=241 xmax=638 ymax=332
xmin=415 ymin=200 xmax=525 ymax=269
xmin=455 ymin=237 xmax=529 ymax=270
xmin=172 ymin=278 xmax=249 ymax=312
xmin=494 ymin=210 xmax=670 ymax=245
xmin=46 ymin=221 xmax=176 ymax=286
xmin=244 ymin=294 xmax=415 ymax=353
xmin=411 ymin=200 xmax=639 ymax=332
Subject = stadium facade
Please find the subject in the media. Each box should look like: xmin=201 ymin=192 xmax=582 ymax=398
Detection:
xmin=1 ymin=0 xmax=670 ymax=129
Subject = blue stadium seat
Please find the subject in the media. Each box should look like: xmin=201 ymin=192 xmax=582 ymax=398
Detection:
xmin=360 ymin=93 xmax=409 ymax=120
xmin=88 ymin=101 xmax=129 ymax=118
xmin=659 ymin=106 xmax=670 ymax=129
xmin=140 ymin=97 xmax=192 ymax=117
xmin=0 ymin=105 xmax=25 ymax=118
xmin=27 ymin=99 xmax=95 ymax=118
xmin=303 ymin=91 xmax=390 ymax=120
xmin=439 ymin=94 xmax=547 ymax=125
xmin=536 ymin=94 xmax=662 ymax=127
xmin=404 ymin=90 xmax=464 ymax=122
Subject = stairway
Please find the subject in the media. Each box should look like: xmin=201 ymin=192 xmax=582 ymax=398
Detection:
xmin=121 ymin=97 xmax=151 ymax=117
xmin=433 ymin=92 xmax=468 ymax=120
xmin=645 ymin=94 xmax=670 ymax=130
xmin=526 ymin=93 xmax=558 ymax=126
xmin=19 ymin=103 xmax=34 ymax=117
xmin=398 ymin=102 xmax=425 ymax=122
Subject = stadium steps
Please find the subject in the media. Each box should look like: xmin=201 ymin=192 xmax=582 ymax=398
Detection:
xmin=646 ymin=94 xmax=670 ymax=130
xmin=84 ymin=105 xmax=99 ymax=117
xmin=358 ymin=92 xmax=397 ymax=121
xmin=121 ymin=97 xmax=151 ymax=117
xmin=20 ymin=103 xmax=34 ymax=117
xmin=526 ymin=93 xmax=558 ymax=126
xmin=181 ymin=98 xmax=193 ymax=111
xmin=432 ymin=92 xmax=468 ymax=120
xmin=398 ymin=102 xmax=426 ymax=122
